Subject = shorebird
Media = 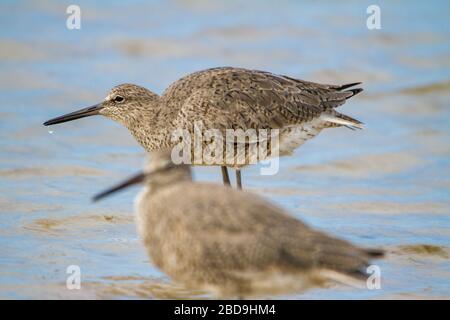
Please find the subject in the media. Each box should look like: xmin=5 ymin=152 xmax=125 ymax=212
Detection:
xmin=93 ymin=151 xmax=383 ymax=298
xmin=44 ymin=67 xmax=363 ymax=189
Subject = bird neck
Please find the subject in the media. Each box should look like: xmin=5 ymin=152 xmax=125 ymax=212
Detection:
xmin=126 ymin=100 xmax=175 ymax=151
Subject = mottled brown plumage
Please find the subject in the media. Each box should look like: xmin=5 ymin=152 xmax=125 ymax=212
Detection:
xmin=94 ymin=151 xmax=383 ymax=298
xmin=44 ymin=67 xmax=363 ymax=188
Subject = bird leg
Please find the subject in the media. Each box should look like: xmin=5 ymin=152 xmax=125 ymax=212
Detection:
xmin=221 ymin=166 xmax=231 ymax=186
xmin=236 ymin=169 xmax=242 ymax=190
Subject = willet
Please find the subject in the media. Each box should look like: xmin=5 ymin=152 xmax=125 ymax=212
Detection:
xmin=44 ymin=67 xmax=363 ymax=189
xmin=93 ymin=150 xmax=383 ymax=298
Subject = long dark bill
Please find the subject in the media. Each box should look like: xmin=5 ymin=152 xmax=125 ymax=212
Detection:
xmin=92 ymin=172 xmax=146 ymax=202
xmin=43 ymin=103 xmax=103 ymax=126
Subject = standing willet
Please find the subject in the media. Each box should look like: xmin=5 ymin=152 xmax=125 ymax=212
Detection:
xmin=93 ymin=151 xmax=383 ymax=298
xmin=44 ymin=67 xmax=363 ymax=189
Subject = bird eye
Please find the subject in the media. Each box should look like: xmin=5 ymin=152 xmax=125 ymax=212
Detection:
xmin=114 ymin=95 xmax=124 ymax=103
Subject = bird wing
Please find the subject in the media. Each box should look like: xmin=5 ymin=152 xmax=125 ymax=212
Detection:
xmin=164 ymin=67 xmax=362 ymax=132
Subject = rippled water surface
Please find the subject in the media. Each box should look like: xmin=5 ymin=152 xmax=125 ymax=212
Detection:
xmin=1 ymin=0 xmax=449 ymax=299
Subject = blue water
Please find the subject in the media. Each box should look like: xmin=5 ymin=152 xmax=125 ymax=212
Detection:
xmin=0 ymin=0 xmax=449 ymax=299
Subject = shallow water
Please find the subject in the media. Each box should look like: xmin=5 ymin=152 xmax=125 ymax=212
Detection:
xmin=0 ymin=0 xmax=449 ymax=299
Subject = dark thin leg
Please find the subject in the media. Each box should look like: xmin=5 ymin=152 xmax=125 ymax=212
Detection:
xmin=221 ymin=166 xmax=231 ymax=186
xmin=236 ymin=169 xmax=242 ymax=190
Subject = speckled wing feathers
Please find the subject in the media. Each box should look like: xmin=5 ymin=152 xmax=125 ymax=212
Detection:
xmin=162 ymin=67 xmax=362 ymax=132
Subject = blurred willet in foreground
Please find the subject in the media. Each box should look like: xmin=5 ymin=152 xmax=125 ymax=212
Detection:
xmin=44 ymin=67 xmax=363 ymax=189
xmin=93 ymin=150 xmax=382 ymax=298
